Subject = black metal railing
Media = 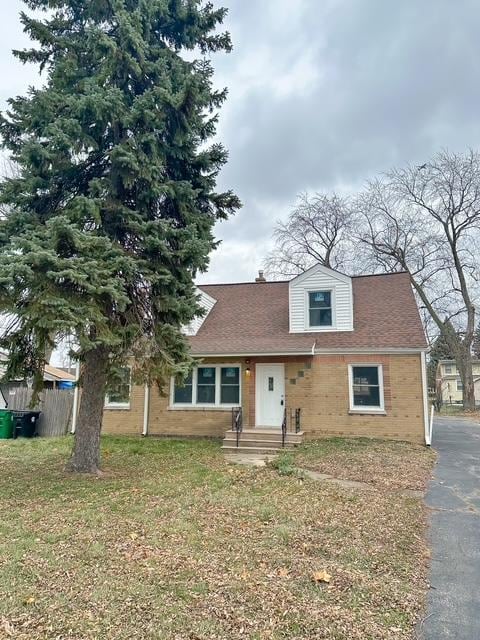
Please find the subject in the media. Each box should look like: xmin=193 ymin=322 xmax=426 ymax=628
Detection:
xmin=294 ymin=408 xmax=301 ymax=433
xmin=288 ymin=408 xmax=302 ymax=433
xmin=281 ymin=408 xmax=287 ymax=448
xmin=231 ymin=406 xmax=243 ymax=448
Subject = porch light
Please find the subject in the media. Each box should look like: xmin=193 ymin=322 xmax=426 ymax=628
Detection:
xmin=245 ymin=367 xmax=251 ymax=376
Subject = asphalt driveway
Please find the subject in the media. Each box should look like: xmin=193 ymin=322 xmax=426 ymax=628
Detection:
xmin=419 ymin=416 xmax=480 ymax=639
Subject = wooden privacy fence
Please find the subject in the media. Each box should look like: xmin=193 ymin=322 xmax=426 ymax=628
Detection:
xmin=5 ymin=387 xmax=74 ymax=437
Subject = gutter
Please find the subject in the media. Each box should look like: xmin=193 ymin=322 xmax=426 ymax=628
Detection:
xmin=142 ymin=384 xmax=150 ymax=436
xmin=71 ymin=360 xmax=80 ymax=435
xmin=313 ymin=347 xmax=429 ymax=355
xmin=192 ymin=351 xmax=315 ymax=357
xmin=192 ymin=347 xmax=429 ymax=358
xmin=420 ymin=350 xmax=431 ymax=446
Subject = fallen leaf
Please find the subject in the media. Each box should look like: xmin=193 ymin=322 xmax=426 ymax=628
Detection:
xmin=129 ymin=532 xmax=139 ymax=541
xmin=278 ymin=568 xmax=289 ymax=578
xmin=312 ymin=570 xmax=331 ymax=584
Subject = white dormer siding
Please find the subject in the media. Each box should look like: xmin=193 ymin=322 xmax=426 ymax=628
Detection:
xmin=183 ymin=288 xmax=216 ymax=336
xmin=289 ymin=264 xmax=354 ymax=333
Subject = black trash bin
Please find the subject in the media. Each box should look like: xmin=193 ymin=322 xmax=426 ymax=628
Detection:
xmin=12 ymin=411 xmax=41 ymax=438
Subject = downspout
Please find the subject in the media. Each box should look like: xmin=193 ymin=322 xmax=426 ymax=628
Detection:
xmin=142 ymin=384 xmax=150 ymax=437
xmin=420 ymin=350 xmax=431 ymax=446
xmin=71 ymin=360 xmax=80 ymax=435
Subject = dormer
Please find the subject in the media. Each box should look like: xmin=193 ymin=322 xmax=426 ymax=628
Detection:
xmin=289 ymin=264 xmax=354 ymax=333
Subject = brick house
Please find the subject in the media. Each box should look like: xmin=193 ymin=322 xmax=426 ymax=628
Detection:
xmin=102 ymin=264 xmax=430 ymax=448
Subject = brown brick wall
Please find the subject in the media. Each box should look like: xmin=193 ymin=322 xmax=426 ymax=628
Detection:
xmin=148 ymin=357 xmax=250 ymax=437
xmin=285 ymin=354 xmax=425 ymax=443
xmin=102 ymin=381 xmax=145 ymax=436
xmin=101 ymin=353 xmax=425 ymax=444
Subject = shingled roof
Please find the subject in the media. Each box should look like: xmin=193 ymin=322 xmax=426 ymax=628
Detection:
xmin=188 ymin=272 xmax=427 ymax=356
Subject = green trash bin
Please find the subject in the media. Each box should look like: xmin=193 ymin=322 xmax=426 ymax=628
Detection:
xmin=0 ymin=409 xmax=13 ymax=439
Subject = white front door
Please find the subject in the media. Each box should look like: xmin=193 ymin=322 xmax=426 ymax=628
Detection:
xmin=255 ymin=364 xmax=285 ymax=427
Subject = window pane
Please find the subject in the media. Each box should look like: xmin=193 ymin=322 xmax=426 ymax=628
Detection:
xmin=221 ymin=367 xmax=239 ymax=385
xmin=197 ymin=384 xmax=216 ymax=403
xmin=309 ymin=291 xmax=331 ymax=308
xmin=174 ymin=373 xmax=193 ymax=404
xmin=352 ymin=366 xmax=379 ymax=386
xmin=221 ymin=385 xmax=239 ymax=404
xmin=197 ymin=367 xmax=216 ymax=404
xmin=353 ymin=384 xmax=380 ymax=407
xmin=309 ymin=308 xmax=332 ymax=327
xmin=197 ymin=367 xmax=216 ymax=384
xmin=108 ymin=367 xmax=131 ymax=404
xmin=220 ymin=367 xmax=240 ymax=405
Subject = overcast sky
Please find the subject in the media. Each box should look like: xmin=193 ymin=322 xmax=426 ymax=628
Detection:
xmin=2 ymin=0 xmax=480 ymax=284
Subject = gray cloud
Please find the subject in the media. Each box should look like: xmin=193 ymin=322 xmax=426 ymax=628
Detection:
xmin=208 ymin=0 xmax=480 ymax=281
xmin=2 ymin=1 xmax=480 ymax=282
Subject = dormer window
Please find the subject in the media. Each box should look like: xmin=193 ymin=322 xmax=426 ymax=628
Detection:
xmin=289 ymin=264 xmax=353 ymax=333
xmin=308 ymin=290 xmax=332 ymax=328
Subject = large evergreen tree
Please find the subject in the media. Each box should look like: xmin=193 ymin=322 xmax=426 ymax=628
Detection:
xmin=0 ymin=0 xmax=240 ymax=473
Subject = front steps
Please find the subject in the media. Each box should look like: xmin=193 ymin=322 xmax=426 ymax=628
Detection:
xmin=221 ymin=428 xmax=304 ymax=455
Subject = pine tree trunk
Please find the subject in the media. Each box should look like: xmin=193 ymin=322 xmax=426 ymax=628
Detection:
xmin=67 ymin=346 xmax=108 ymax=474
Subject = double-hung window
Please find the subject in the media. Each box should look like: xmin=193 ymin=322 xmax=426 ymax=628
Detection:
xmin=173 ymin=373 xmax=193 ymax=404
xmin=308 ymin=291 xmax=333 ymax=328
xmin=348 ymin=365 xmax=385 ymax=412
xmin=172 ymin=365 xmax=241 ymax=408
xmin=105 ymin=367 xmax=131 ymax=408
xmin=220 ymin=367 xmax=240 ymax=404
xmin=197 ymin=367 xmax=216 ymax=404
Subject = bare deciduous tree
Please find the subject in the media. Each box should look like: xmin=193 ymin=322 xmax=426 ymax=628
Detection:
xmin=265 ymin=193 xmax=357 ymax=278
xmin=358 ymin=149 xmax=480 ymax=410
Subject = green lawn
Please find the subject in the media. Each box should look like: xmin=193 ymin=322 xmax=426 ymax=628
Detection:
xmin=0 ymin=436 xmax=435 ymax=640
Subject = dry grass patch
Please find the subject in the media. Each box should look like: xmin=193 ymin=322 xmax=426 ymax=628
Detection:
xmin=0 ymin=435 xmax=434 ymax=639
xmin=291 ymin=437 xmax=435 ymax=491
xmin=437 ymin=405 xmax=480 ymax=421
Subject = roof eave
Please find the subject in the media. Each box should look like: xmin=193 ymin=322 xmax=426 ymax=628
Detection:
xmin=190 ymin=350 xmax=315 ymax=357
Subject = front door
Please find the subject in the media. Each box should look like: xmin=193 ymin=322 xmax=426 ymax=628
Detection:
xmin=255 ymin=364 xmax=285 ymax=427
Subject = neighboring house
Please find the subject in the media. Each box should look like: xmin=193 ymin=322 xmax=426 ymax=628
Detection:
xmin=436 ymin=359 xmax=480 ymax=405
xmin=0 ymin=351 xmax=76 ymax=392
xmin=101 ymin=265 xmax=430 ymax=447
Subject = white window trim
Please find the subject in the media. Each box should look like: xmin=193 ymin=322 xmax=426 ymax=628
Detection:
xmin=170 ymin=363 xmax=242 ymax=410
xmin=304 ymin=287 xmax=336 ymax=331
xmin=348 ymin=364 xmax=385 ymax=414
xmin=105 ymin=367 xmax=132 ymax=409
xmin=456 ymin=380 xmax=464 ymax=391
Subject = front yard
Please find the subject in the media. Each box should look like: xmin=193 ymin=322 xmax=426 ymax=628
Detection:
xmin=0 ymin=436 xmax=435 ymax=640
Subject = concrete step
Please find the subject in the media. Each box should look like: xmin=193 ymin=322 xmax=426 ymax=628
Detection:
xmin=223 ymin=429 xmax=304 ymax=443
xmin=222 ymin=438 xmax=298 ymax=449
xmin=222 ymin=427 xmax=304 ymax=455
xmin=221 ymin=445 xmax=284 ymax=455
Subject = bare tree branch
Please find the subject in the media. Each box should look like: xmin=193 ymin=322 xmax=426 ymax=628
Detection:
xmin=265 ymin=192 xmax=359 ymax=278
xmin=358 ymin=149 xmax=480 ymax=410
